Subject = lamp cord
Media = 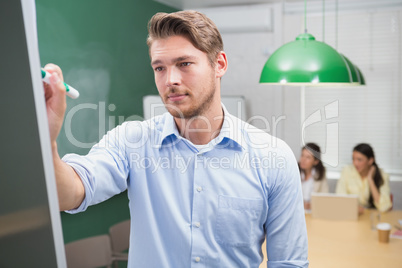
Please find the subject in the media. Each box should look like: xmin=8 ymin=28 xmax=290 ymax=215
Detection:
xmin=335 ymin=0 xmax=338 ymax=50
xmin=304 ymin=0 xmax=307 ymax=33
xmin=323 ymin=0 xmax=325 ymax=42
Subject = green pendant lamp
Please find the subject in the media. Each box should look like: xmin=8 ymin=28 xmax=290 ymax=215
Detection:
xmin=355 ymin=66 xmax=365 ymax=85
xmin=340 ymin=54 xmax=361 ymax=85
xmin=340 ymin=54 xmax=365 ymax=85
xmin=260 ymin=33 xmax=354 ymax=86
xmin=260 ymin=0 xmax=354 ymax=86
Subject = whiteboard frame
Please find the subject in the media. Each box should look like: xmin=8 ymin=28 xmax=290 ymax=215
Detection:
xmin=21 ymin=1 xmax=67 ymax=267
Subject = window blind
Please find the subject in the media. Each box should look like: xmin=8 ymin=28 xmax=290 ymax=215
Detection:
xmin=299 ymin=10 xmax=402 ymax=175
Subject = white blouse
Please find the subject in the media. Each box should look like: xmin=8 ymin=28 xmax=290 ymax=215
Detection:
xmin=301 ymin=169 xmax=316 ymax=202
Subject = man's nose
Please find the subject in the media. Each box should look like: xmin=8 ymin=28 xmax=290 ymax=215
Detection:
xmin=165 ymin=68 xmax=181 ymax=87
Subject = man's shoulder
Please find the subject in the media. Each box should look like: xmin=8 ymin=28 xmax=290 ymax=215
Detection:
xmin=229 ymin=114 xmax=291 ymax=155
xmin=120 ymin=113 xmax=167 ymax=132
xmin=108 ymin=113 xmax=168 ymax=147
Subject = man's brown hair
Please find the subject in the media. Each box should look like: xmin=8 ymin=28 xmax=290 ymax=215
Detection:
xmin=147 ymin=10 xmax=223 ymax=66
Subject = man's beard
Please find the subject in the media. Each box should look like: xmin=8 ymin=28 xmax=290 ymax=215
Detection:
xmin=162 ymin=75 xmax=216 ymax=119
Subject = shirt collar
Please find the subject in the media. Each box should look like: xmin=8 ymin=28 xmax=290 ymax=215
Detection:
xmin=158 ymin=112 xmax=181 ymax=147
xmin=217 ymin=103 xmax=246 ymax=150
xmin=157 ymin=103 xmax=245 ymax=150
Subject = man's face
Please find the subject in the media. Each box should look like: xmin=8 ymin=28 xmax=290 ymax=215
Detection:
xmin=150 ymin=35 xmax=218 ymax=119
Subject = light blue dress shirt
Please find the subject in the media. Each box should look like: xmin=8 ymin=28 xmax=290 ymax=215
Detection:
xmin=63 ymin=105 xmax=308 ymax=267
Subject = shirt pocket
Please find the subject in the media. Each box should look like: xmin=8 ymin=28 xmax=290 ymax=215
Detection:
xmin=216 ymin=195 xmax=263 ymax=247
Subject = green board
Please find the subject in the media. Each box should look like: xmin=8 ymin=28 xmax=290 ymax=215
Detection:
xmin=35 ymin=0 xmax=178 ymax=254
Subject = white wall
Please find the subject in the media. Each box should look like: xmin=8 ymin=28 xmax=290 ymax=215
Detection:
xmin=199 ymin=3 xmax=304 ymax=156
xmin=197 ymin=2 xmax=402 ymax=209
xmin=198 ymin=2 xmax=402 ymax=174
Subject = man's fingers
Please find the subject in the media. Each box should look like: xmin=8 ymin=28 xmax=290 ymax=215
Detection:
xmin=44 ymin=63 xmax=64 ymax=81
xmin=44 ymin=72 xmax=62 ymax=100
xmin=43 ymin=64 xmax=67 ymax=99
xmin=50 ymin=71 xmax=59 ymax=83
xmin=44 ymin=66 xmax=67 ymax=118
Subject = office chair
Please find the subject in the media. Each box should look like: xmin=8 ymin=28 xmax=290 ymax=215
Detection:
xmin=65 ymin=234 xmax=113 ymax=268
xmin=109 ymin=219 xmax=130 ymax=268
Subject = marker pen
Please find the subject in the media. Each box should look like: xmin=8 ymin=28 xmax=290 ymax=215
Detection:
xmin=41 ymin=69 xmax=80 ymax=99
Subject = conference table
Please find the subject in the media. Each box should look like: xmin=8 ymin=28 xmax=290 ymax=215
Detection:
xmin=259 ymin=210 xmax=402 ymax=268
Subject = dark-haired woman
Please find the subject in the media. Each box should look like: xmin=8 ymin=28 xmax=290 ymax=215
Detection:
xmin=336 ymin=143 xmax=392 ymax=212
xmin=299 ymin=143 xmax=329 ymax=210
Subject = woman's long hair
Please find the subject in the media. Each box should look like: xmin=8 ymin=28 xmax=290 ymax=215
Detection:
xmin=299 ymin=143 xmax=326 ymax=181
xmin=353 ymin=143 xmax=384 ymax=208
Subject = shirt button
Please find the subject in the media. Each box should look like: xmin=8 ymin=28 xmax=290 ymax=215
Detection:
xmin=194 ymin=222 xmax=200 ymax=228
xmin=196 ymin=186 xmax=203 ymax=192
xmin=195 ymin=257 xmax=201 ymax=262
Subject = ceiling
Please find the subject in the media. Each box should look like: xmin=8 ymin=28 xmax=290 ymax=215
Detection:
xmin=154 ymin=0 xmax=402 ymax=11
xmin=155 ymin=0 xmax=294 ymax=9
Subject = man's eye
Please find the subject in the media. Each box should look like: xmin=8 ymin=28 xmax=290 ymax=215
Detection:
xmin=154 ymin=67 xmax=163 ymax=72
xmin=180 ymin=62 xmax=191 ymax=67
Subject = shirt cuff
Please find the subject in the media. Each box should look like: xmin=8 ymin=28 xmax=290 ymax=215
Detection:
xmin=267 ymin=259 xmax=309 ymax=268
xmin=62 ymin=154 xmax=93 ymax=214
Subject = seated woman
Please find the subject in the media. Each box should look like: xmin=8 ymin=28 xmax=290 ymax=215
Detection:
xmin=336 ymin=143 xmax=392 ymax=213
xmin=299 ymin=143 xmax=329 ymax=210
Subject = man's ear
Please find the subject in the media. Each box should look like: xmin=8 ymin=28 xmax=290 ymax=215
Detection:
xmin=215 ymin=51 xmax=228 ymax=78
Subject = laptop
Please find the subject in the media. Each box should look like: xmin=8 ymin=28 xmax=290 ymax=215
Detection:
xmin=311 ymin=193 xmax=359 ymax=221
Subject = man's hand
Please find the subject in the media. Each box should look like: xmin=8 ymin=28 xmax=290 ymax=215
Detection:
xmin=43 ymin=63 xmax=66 ymax=146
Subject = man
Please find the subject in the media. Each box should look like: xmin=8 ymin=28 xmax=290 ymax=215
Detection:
xmin=45 ymin=10 xmax=308 ymax=267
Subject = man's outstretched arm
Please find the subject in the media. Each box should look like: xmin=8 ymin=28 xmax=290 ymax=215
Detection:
xmin=43 ymin=63 xmax=85 ymax=211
